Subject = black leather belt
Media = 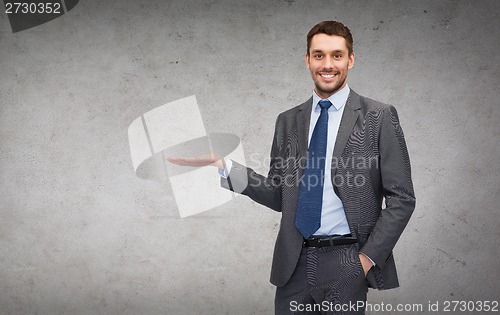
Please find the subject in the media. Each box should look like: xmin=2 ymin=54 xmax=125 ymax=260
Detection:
xmin=303 ymin=234 xmax=358 ymax=248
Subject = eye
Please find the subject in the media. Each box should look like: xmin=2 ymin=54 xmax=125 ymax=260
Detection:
xmin=334 ymin=54 xmax=342 ymax=59
xmin=314 ymin=54 xmax=323 ymax=59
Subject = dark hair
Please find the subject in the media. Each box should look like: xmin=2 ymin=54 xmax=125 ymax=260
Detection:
xmin=306 ymin=21 xmax=354 ymax=55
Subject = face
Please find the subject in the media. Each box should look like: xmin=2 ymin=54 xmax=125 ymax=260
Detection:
xmin=305 ymin=34 xmax=355 ymax=99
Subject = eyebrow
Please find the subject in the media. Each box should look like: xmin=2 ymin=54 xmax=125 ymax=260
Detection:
xmin=311 ymin=49 xmax=344 ymax=54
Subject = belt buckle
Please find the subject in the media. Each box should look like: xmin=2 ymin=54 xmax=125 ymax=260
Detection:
xmin=314 ymin=237 xmax=325 ymax=248
xmin=303 ymin=237 xmax=319 ymax=248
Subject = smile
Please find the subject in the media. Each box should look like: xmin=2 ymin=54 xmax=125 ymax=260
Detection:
xmin=319 ymin=73 xmax=338 ymax=80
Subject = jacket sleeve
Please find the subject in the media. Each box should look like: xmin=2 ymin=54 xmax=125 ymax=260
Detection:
xmin=359 ymin=105 xmax=416 ymax=268
xmin=220 ymin=115 xmax=283 ymax=212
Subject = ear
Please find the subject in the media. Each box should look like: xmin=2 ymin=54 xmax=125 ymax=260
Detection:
xmin=305 ymin=53 xmax=310 ymax=70
xmin=348 ymin=52 xmax=355 ymax=70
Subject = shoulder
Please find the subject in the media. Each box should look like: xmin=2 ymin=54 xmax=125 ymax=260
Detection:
xmin=350 ymin=90 xmax=392 ymax=111
xmin=350 ymin=90 xmax=400 ymax=120
xmin=277 ymin=97 xmax=312 ymax=119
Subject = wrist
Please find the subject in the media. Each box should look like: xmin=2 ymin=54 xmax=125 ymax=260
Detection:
xmin=214 ymin=158 xmax=225 ymax=170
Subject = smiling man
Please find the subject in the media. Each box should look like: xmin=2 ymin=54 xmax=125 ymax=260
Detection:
xmin=168 ymin=21 xmax=415 ymax=315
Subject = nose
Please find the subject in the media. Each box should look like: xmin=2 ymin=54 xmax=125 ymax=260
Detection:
xmin=322 ymin=56 xmax=334 ymax=69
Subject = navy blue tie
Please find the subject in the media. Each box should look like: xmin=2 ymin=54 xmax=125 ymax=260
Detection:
xmin=295 ymin=100 xmax=332 ymax=238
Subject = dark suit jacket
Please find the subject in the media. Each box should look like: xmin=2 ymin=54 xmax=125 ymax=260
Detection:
xmin=221 ymin=90 xmax=415 ymax=289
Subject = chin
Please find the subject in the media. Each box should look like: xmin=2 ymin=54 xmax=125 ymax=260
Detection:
xmin=319 ymin=78 xmax=347 ymax=93
xmin=316 ymin=84 xmax=341 ymax=96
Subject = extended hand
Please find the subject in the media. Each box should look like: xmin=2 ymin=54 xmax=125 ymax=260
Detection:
xmin=166 ymin=151 xmax=224 ymax=169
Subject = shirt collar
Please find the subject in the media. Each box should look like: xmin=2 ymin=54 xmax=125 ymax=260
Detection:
xmin=312 ymin=84 xmax=350 ymax=111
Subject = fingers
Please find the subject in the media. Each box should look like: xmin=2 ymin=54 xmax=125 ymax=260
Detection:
xmin=166 ymin=156 xmax=215 ymax=167
xmin=167 ymin=157 xmax=202 ymax=166
xmin=166 ymin=151 xmax=223 ymax=168
xmin=166 ymin=157 xmax=187 ymax=166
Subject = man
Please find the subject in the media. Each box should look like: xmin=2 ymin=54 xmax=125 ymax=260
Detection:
xmin=168 ymin=21 xmax=415 ymax=314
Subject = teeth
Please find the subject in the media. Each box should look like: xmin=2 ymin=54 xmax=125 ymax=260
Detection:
xmin=321 ymin=74 xmax=336 ymax=78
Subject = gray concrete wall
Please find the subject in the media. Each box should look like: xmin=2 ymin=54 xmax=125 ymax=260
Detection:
xmin=1 ymin=0 xmax=498 ymax=314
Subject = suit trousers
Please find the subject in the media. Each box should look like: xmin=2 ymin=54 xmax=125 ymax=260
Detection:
xmin=275 ymin=243 xmax=368 ymax=315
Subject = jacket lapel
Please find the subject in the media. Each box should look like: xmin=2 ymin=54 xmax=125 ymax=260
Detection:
xmin=296 ymin=97 xmax=313 ymax=161
xmin=331 ymin=90 xmax=361 ymax=177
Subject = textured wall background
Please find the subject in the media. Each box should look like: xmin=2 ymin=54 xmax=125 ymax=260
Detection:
xmin=1 ymin=0 xmax=498 ymax=314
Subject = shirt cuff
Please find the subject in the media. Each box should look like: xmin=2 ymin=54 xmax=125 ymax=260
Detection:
xmin=217 ymin=158 xmax=232 ymax=178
